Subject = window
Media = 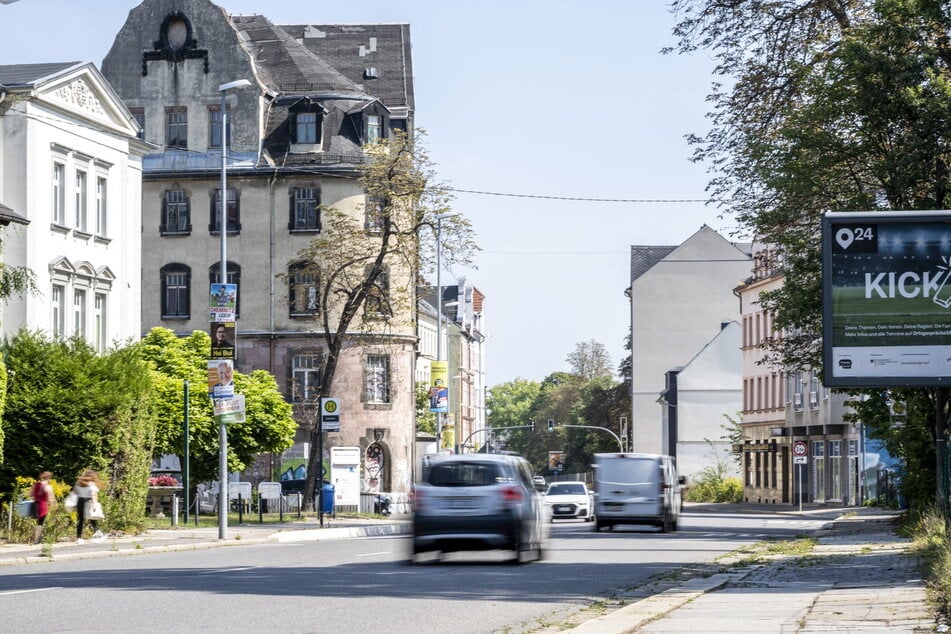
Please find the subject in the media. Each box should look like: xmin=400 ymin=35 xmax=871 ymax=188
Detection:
xmin=52 ymin=163 xmax=65 ymax=225
xmin=210 ymin=188 xmax=239 ymax=233
xmin=96 ymin=177 xmax=107 ymax=237
xmin=161 ymin=263 xmax=190 ymax=318
xmin=365 ymin=267 xmax=390 ymax=317
xmin=291 ymin=354 xmax=322 ymax=402
xmin=365 ymin=196 xmax=385 ymax=233
xmin=73 ymin=289 xmax=87 ymax=339
xmin=366 ymin=115 xmax=382 ymax=144
xmin=209 ymin=262 xmax=240 ymax=317
xmin=130 ymin=108 xmax=145 ymax=140
xmin=289 ymin=262 xmax=319 ymax=317
xmin=75 ymin=170 xmax=87 ymax=231
xmin=95 ymin=293 xmax=107 ymax=354
xmin=209 ymin=106 xmax=230 ymax=149
xmin=294 ymin=112 xmax=319 ymax=144
xmin=365 ymin=354 xmax=390 ymax=403
xmin=161 ymin=189 xmax=190 ymax=234
xmin=51 ymin=284 xmax=65 ymax=337
xmin=166 ymin=107 xmax=187 ymax=149
xmin=290 ymin=187 xmax=320 ymax=231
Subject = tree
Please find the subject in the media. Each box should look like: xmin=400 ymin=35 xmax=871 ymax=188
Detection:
xmin=136 ymin=328 xmax=297 ymax=484
xmin=668 ymin=0 xmax=951 ymax=507
xmin=566 ymin=339 xmax=614 ymax=380
xmin=486 ymin=378 xmax=542 ymax=455
xmin=293 ymin=130 xmax=477 ymax=506
xmin=0 ymin=330 xmax=154 ymax=531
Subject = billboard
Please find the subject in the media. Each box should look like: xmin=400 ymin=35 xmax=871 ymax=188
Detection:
xmin=823 ymin=210 xmax=951 ymax=387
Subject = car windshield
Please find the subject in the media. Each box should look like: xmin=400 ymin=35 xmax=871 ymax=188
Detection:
xmin=548 ymin=483 xmax=586 ymax=495
xmin=427 ymin=461 xmax=506 ymax=487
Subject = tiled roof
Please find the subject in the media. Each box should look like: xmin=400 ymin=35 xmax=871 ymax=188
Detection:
xmin=630 ymin=245 xmax=677 ymax=282
xmin=0 ymin=62 xmax=80 ymax=86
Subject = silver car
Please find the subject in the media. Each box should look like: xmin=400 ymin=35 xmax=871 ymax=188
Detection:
xmin=411 ymin=454 xmax=546 ymax=564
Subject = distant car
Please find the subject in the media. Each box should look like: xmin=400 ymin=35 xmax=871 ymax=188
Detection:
xmin=532 ymin=475 xmax=547 ymax=491
xmin=544 ymin=481 xmax=594 ymax=522
xmin=592 ymin=453 xmax=684 ymax=532
xmin=411 ymin=453 xmax=547 ymax=564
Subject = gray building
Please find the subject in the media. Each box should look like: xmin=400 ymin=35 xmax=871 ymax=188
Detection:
xmin=102 ymin=0 xmax=418 ymax=496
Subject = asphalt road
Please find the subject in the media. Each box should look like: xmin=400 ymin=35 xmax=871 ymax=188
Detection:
xmin=0 ymin=509 xmax=829 ymax=633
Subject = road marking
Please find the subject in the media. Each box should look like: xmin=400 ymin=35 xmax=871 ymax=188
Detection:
xmin=196 ymin=567 xmax=254 ymax=575
xmin=0 ymin=587 xmax=61 ymax=595
xmin=355 ymin=551 xmax=390 ymax=557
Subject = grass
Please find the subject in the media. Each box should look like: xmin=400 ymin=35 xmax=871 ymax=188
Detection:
xmin=901 ymin=505 xmax=951 ymax=621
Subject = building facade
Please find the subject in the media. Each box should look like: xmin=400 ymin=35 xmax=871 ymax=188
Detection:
xmin=102 ymin=0 xmax=418 ymax=494
xmin=629 ymin=225 xmax=752 ymax=479
xmin=0 ymin=62 xmax=145 ymax=347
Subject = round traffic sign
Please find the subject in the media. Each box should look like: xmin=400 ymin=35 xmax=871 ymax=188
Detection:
xmin=793 ymin=441 xmax=807 ymax=456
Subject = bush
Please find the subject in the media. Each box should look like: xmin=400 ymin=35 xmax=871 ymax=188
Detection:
xmin=903 ymin=504 xmax=951 ymax=619
xmin=684 ymin=471 xmax=744 ymax=503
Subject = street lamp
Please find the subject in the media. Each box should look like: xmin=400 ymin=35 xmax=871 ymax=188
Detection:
xmin=434 ymin=211 xmax=458 ymax=453
xmin=217 ymin=78 xmax=251 ymax=540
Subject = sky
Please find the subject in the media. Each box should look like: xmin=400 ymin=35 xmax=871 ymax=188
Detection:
xmin=0 ymin=0 xmax=739 ymax=388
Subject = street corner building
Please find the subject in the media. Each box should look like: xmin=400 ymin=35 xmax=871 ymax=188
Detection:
xmin=101 ymin=0 xmax=418 ymax=501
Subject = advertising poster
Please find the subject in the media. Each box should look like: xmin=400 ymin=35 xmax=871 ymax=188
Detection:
xmin=210 ymin=321 xmax=235 ymax=359
xmin=209 ymin=283 xmax=237 ymax=322
xmin=823 ymin=211 xmax=951 ymax=387
xmin=208 ymin=359 xmax=234 ymax=398
xmin=428 ymin=360 xmax=449 ymax=413
xmin=331 ymin=447 xmax=361 ymax=507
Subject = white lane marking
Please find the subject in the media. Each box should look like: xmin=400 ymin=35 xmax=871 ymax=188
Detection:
xmin=196 ymin=567 xmax=255 ymax=575
xmin=355 ymin=551 xmax=390 ymax=557
xmin=0 ymin=587 xmax=61 ymax=595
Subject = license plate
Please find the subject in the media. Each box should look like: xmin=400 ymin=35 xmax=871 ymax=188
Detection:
xmin=555 ymin=505 xmax=571 ymax=512
xmin=447 ymin=497 xmax=477 ymax=510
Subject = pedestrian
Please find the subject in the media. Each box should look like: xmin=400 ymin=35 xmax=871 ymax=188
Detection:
xmin=30 ymin=471 xmax=56 ymax=544
xmin=73 ymin=469 xmax=104 ymax=543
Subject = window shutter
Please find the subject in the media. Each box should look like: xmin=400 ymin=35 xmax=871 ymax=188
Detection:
xmin=160 ymin=195 xmax=168 ymax=232
xmin=288 ymin=189 xmax=296 ymax=231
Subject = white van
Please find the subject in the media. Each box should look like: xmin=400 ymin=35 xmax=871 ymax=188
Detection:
xmin=592 ymin=453 xmax=684 ymax=532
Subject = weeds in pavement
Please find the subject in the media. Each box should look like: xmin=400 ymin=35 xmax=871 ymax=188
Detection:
xmin=902 ymin=505 xmax=951 ymax=620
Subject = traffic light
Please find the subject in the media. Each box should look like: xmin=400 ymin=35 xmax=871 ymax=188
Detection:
xmin=547 ymin=419 xmax=555 ymax=432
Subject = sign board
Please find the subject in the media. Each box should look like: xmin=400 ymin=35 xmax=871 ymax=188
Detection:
xmin=732 ymin=443 xmax=777 ymax=453
xmin=428 ymin=361 xmax=449 ymax=413
xmin=321 ymin=397 xmax=341 ymax=432
xmin=257 ymin=482 xmax=282 ymax=501
xmin=331 ymin=447 xmax=361 ymax=507
xmin=213 ymin=393 xmax=245 ymax=424
xmin=548 ymin=450 xmax=566 ymax=473
xmin=793 ymin=440 xmax=808 ymax=457
xmin=823 ymin=210 xmax=951 ymax=387
xmin=209 ymin=283 xmax=238 ymax=322
xmin=227 ymin=481 xmax=252 ymax=501
xmin=794 ymin=456 xmax=808 ymax=465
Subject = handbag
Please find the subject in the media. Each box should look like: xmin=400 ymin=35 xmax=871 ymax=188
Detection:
xmin=86 ymin=500 xmax=105 ymax=520
xmin=64 ymin=492 xmax=78 ymax=511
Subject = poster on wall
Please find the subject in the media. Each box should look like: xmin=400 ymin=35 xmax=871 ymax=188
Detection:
xmin=822 ymin=210 xmax=951 ymax=387
xmin=330 ymin=447 xmax=361 ymax=507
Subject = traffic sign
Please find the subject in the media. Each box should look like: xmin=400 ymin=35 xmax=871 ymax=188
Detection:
xmin=321 ymin=397 xmax=341 ymax=432
xmin=793 ymin=440 xmax=808 ymax=457
xmin=794 ymin=455 xmax=807 ymax=464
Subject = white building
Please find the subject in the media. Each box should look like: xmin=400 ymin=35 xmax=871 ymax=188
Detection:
xmin=0 ymin=62 xmax=145 ymax=347
xmin=629 ymin=225 xmax=752 ymax=473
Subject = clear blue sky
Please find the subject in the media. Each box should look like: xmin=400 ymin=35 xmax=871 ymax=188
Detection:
xmin=0 ymin=0 xmax=738 ymax=388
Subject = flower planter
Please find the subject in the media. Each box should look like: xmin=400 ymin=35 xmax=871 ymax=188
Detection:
xmin=146 ymin=486 xmax=182 ymax=518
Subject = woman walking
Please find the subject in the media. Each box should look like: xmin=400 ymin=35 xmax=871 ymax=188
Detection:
xmin=73 ymin=469 xmax=104 ymax=543
xmin=30 ymin=471 xmax=56 ymax=544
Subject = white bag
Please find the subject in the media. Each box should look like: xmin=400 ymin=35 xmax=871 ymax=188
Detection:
xmin=86 ymin=501 xmax=105 ymax=520
xmin=64 ymin=492 xmax=78 ymax=511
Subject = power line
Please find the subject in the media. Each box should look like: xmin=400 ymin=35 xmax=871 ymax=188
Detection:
xmin=449 ymin=188 xmax=712 ymax=203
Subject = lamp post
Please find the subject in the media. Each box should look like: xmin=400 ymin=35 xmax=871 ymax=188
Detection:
xmin=217 ymin=78 xmax=250 ymax=540
xmin=434 ymin=211 xmax=458 ymax=453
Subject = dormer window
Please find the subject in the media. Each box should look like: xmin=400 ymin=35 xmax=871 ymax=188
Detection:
xmin=366 ymin=115 xmax=382 ymax=144
xmin=293 ymin=112 xmax=320 ymax=145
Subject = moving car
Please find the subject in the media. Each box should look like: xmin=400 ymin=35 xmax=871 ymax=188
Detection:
xmin=411 ymin=453 xmax=546 ymax=564
xmin=592 ymin=453 xmax=684 ymax=532
xmin=544 ymin=481 xmax=594 ymax=521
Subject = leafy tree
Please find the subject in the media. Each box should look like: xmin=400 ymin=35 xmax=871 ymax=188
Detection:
xmin=566 ymin=339 xmax=614 ymax=380
xmin=136 ymin=328 xmax=296 ymax=484
xmin=486 ymin=378 xmax=542 ymax=455
xmin=0 ymin=330 xmax=155 ymax=531
xmin=293 ymin=130 xmax=477 ymax=506
xmin=415 ymin=382 xmax=437 ymax=435
xmin=669 ymin=0 xmax=951 ymax=508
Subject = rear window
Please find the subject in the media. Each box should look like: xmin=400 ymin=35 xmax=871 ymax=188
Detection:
xmin=596 ymin=458 xmax=658 ymax=484
xmin=548 ymin=484 xmax=586 ymax=495
xmin=427 ymin=461 xmax=505 ymax=487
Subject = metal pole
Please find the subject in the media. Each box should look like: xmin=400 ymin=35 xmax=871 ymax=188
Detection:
xmin=218 ymin=87 xmax=229 ymax=540
xmin=435 ymin=215 xmax=443 ymax=453
xmin=183 ymin=379 xmax=189 ymax=524
xmin=798 ymin=463 xmax=802 ymax=512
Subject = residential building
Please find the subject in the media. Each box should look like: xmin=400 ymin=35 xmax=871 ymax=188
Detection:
xmin=0 ymin=62 xmax=145 ymax=348
xmin=628 ymin=225 xmax=752 ymax=480
xmin=102 ymin=0 xmax=417 ymax=495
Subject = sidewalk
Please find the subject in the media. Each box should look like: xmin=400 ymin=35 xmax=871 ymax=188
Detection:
xmin=0 ymin=514 xmax=413 ymax=566
xmin=571 ymin=505 xmax=938 ymax=633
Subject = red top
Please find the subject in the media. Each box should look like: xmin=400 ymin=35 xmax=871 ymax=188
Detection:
xmin=31 ymin=481 xmax=50 ymax=518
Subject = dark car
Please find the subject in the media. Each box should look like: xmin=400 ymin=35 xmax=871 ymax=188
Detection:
xmin=410 ymin=454 xmax=547 ymax=564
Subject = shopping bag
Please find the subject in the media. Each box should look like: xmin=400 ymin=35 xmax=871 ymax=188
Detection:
xmin=64 ymin=492 xmax=78 ymax=511
xmin=86 ymin=501 xmax=105 ymax=520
